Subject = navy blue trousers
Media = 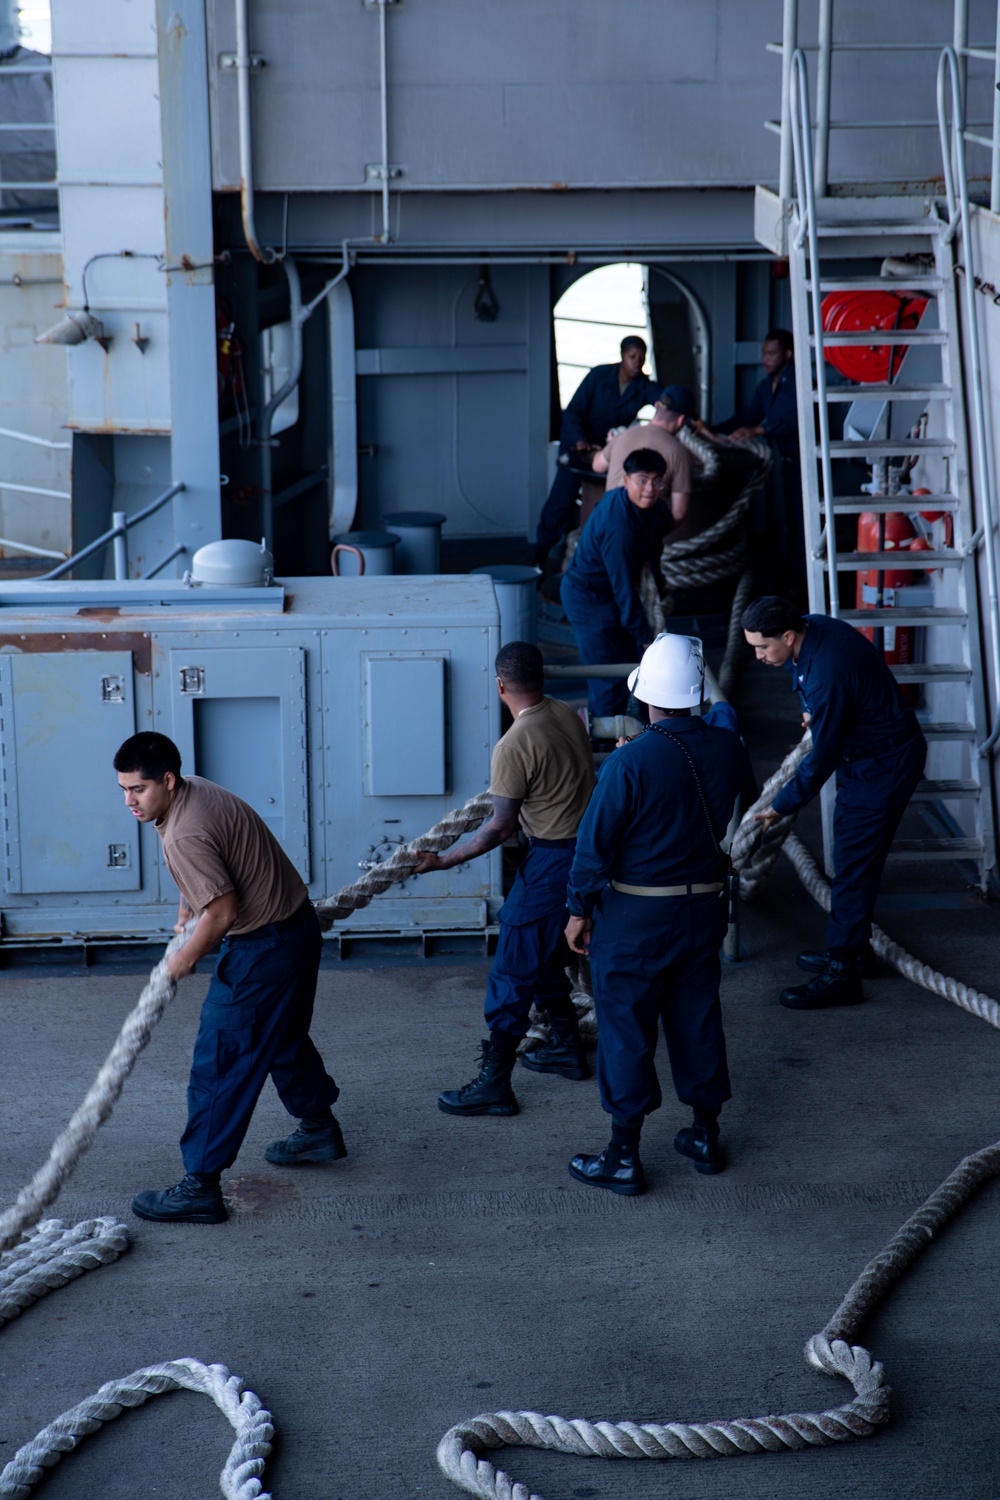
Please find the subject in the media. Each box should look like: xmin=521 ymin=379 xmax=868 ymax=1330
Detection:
xmin=560 ymin=574 xmax=633 ymax=718
xmin=537 ymin=465 xmax=581 ymax=552
xmin=181 ymin=902 xmax=338 ymax=1175
xmin=588 ymin=887 xmax=731 ymax=1125
xmin=484 ymin=844 xmax=575 ymax=1039
xmin=828 ymin=731 xmax=927 ymax=952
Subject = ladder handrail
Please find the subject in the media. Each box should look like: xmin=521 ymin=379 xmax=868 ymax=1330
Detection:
xmin=937 ymin=44 xmax=1000 ymax=757
xmin=788 ymin=48 xmax=840 ymax=617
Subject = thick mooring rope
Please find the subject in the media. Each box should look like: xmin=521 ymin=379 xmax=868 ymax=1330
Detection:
xmin=0 ymin=1358 xmax=275 ymax=1500
xmin=438 ymin=1132 xmax=1000 ymax=1500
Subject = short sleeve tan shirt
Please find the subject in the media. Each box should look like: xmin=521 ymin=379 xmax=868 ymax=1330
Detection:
xmin=489 ymin=697 xmax=595 ymax=840
xmin=156 ymin=776 xmax=307 ymax=936
xmin=600 ymin=425 xmax=694 ymax=493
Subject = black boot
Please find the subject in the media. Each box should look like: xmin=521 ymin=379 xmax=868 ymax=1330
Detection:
xmin=780 ymin=957 xmax=865 ymax=1010
xmin=132 ymin=1173 xmax=227 ymax=1224
xmin=796 ymin=942 xmax=879 ymax=978
xmin=520 ymin=1015 xmax=591 ymax=1081
xmin=265 ymin=1111 xmax=347 ymax=1166
xmin=674 ymin=1123 xmax=726 ymax=1176
xmin=438 ymin=1040 xmax=519 ymax=1116
xmin=568 ymin=1141 xmax=646 ymax=1196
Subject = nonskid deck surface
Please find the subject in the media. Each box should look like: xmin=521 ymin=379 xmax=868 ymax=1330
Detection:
xmin=1 ymin=660 xmax=998 ymax=1500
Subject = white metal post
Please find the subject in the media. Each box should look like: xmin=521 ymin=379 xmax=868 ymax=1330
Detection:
xmin=112 ymin=512 xmax=127 ymax=580
xmin=814 ymin=0 xmax=834 ymax=199
xmin=779 ymin=0 xmax=799 ymax=203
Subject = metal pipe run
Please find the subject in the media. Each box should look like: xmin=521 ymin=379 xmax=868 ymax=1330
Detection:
xmin=377 ymin=0 xmax=391 ymax=242
xmin=112 ymin=512 xmax=128 ymax=580
xmin=0 ymin=426 xmax=70 ymax=450
xmin=0 ymin=536 xmax=66 ymax=560
xmin=814 ymin=0 xmax=833 ymax=198
xmin=778 ymin=0 xmax=800 ymax=203
xmin=234 ymin=0 xmax=276 ymax=264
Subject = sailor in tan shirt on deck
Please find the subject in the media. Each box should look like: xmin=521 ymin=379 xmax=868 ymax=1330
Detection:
xmin=414 ymin=641 xmax=595 ymax=1117
xmin=114 ymin=731 xmax=342 ymax=1226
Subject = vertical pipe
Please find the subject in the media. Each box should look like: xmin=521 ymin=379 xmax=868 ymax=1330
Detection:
xmin=814 ymin=0 xmax=834 ymax=199
xmin=112 ymin=512 xmax=128 ymax=580
xmin=234 ymin=0 xmax=274 ymax=264
xmin=378 ymin=0 xmax=391 ymax=242
xmin=992 ymin=3 xmax=1000 ymax=215
xmin=791 ymin=50 xmax=839 ymax=618
xmin=953 ymin=0 xmax=969 ymax=113
xmin=779 ymin=0 xmax=799 ymax=204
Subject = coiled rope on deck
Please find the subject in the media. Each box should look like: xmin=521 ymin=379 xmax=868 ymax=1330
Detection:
xmin=437 ymin=1132 xmax=1000 ymax=1500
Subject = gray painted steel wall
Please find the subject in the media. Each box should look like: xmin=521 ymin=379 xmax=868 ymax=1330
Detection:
xmin=206 ymin=0 xmax=991 ymax=196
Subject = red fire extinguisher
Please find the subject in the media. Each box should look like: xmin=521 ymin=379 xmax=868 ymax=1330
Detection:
xmin=855 ymin=511 xmax=925 ymax=666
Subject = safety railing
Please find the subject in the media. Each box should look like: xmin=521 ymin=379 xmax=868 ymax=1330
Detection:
xmin=787 ymin=48 xmax=840 ymax=619
xmin=0 ymin=57 xmax=57 ymax=198
xmin=38 ymin=482 xmax=186 ymax=582
xmin=937 ymin=46 xmax=1000 ymax=758
xmin=0 ymin=426 xmax=71 ymax=561
xmin=768 ymin=0 xmax=1000 ymax=211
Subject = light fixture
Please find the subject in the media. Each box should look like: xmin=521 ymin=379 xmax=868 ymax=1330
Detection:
xmin=35 ymin=311 xmax=112 ymax=352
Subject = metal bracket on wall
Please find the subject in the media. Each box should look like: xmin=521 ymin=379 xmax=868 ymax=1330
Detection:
xmin=106 ymin=845 xmax=131 ymax=869
xmin=178 ymin=666 xmax=205 ymax=695
xmin=363 ymin=0 xmax=401 ymax=9
xmin=218 ymin=52 xmax=267 ymax=71
xmin=366 ymin=164 xmax=403 ymax=182
xmin=101 ymin=675 xmax=126 ymax=704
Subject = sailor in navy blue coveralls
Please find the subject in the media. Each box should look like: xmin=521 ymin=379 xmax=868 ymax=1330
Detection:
xmin=536 ymin=341 xmax=659 ymax=558
xmin=561 ymin=450 xmax=670 ymax=719
xmin=563 ymin=634 xmax=750 ymax=1193
xmin=745 ymin=600 xmax=927 ymax=1009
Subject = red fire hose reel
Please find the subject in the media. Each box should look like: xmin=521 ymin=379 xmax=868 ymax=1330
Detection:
xmin=821 ymin=289 xmax=929 ymax=383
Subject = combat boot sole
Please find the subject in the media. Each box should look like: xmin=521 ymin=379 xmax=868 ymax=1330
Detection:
xmin=264 ymin=1137 xmax=347 ymax=1166
xmin=437 ymin=1091 xmax=519 ymax=1117
xmin=520 ymin=1051 xmax=591 ymax=1081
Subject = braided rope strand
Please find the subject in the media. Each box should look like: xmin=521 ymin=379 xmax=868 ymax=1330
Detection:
xmin=0 ymin=1358 xmax=275 ymax=1500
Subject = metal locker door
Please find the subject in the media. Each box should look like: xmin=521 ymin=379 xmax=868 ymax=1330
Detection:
xmin=0 ymin=651 xmax=140 ymax=894
xmin=166 ymin=646 xmax=310 ymax=879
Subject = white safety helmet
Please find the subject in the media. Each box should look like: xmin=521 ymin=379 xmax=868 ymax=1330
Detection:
xmin=627 ymin=632 xmax=705 ymax=709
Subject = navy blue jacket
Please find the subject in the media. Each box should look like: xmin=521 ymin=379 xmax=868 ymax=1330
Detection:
xmin=717 ymin=362 xmax=798 ymax=461
xmin=567 ymin=716 xmax=747 ymax=917
xmin=563 ymin=486 xmax=669 ymax=650
xmin=560 ymin=364 xmax=660 ymax=452
xmin=772 ymin=614 xmax=919 ymax=816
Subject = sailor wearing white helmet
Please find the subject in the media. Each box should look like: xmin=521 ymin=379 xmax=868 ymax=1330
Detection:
xmin=563 ymin=633 xmax=752 ymax=1195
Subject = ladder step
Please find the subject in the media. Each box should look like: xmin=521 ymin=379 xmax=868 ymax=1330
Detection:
xmin=912 ymin=779 xmax=980 ymax=800
xmin=833 ymin=550 xmax=962 ymax=570
xmin=807 ymin=277 xmax=945 ymax=293
xmin=829 ymin=439 xmax=954 ymax=456
xmin=841 ymin=606 xmax=966 ymax=624
xmin=921 ymin=721 xmax=977 ymax=740
xmin=816 ymin=384 xmax=951 ymax=402
xmin=887 ymin=836 xmax=984 ymax=860
xmin=814 ymin=222 xmax=943 ymax=237
xmin=812 ymin=330 xmax=948 ymax=345
xmin=831 ymin=494 xmax=959 ymax=513
xmin=892 ymin=663 xmax=971 ymax=682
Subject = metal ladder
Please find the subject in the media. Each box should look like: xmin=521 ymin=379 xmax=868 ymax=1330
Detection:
xmin=786 ymin=49 xmax=997 ymax=887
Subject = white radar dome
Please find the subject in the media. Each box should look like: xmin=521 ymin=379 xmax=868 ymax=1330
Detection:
xmin=189 ymin=538 xmax=274 ymax=587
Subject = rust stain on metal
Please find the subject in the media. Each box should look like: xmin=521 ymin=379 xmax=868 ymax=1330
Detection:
xmin=0 ymin=632 xmax=153 ymax=674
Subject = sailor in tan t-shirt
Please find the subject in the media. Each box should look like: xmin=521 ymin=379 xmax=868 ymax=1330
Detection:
xmin=114 ymin=732 xmax=342 ymax=1226
xmin=414 ymin=641 xmax=595 ymax=1116
xmin=592 ymin=384 xmax=695 ymax=523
